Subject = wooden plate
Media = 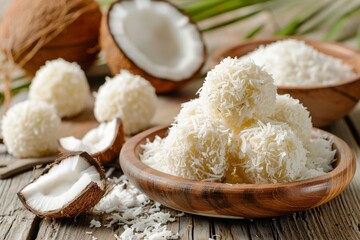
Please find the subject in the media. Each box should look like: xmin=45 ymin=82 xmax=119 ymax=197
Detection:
xmin=209 ymin=37 xmax=360 ymax=127
xmin=120 ymin=125 xmax=356 ymax=219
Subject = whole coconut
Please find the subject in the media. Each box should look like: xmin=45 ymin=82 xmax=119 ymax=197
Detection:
xmin=0 ymin=0 xmax=101 ymax=74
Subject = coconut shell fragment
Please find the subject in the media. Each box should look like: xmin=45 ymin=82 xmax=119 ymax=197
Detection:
xmin=0 ymin=0 xmax=101 ymax=74
xmin=92 ymin=119 xmax=125 ymax=164
xmin=18 ymin=152 xmax=106 ymax=218
xmin=100 ymin=0 xmax=206 ymax=93
xmin=58 ymin=118 xmax=125 ymax=165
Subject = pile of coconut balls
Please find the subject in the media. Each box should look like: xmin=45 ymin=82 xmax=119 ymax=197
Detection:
xmin=141 ymin=57 xmax=335 ymax=184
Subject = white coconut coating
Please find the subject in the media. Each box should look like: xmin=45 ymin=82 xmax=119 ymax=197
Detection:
xmin=94 ymin=70 xmax=157 ymax=135
xmin=228 ymin=122 xmax=307 ymax=184
xmin=29 ymin=58 xmax=90 ymax=118
xmin=271 ymin=94 xmax=312 ymax=145
xmin=1 ymin=100 xmax=61 ymax=158
xmin=306 ymin=137 xmax=335 ymax=172
xmin=199 ymin=58 xmax=276 ymax=128
xmin=163 ymin=112 xmax=230 ymax=182
xmin=175 ymin=98 xmax=202 ymax=124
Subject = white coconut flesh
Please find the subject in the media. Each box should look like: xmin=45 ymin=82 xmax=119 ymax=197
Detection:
xmin=59 ymin=119 xmax=117 ymax=154
xmin=20 ymin=155 xmax=104 ymax=212
xmin=109 ymin=0 xmax=204 ymax=80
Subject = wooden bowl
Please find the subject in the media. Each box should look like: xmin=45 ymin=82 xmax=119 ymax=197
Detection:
xmin=210 ymin=37 xmax=360 ymax=127
xmin=120 ymin=125 xmax=355 ymax=219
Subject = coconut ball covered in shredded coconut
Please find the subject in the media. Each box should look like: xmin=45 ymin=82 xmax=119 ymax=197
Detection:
xmin=228 ymin=122 xmax=307 ymax=184
xmin=198 ymin=58 xmax=276 ymax=128
xmin=29 ymin=58 xmax=90 ymax=118
xmin=271 ymin=94 xmax=312 ymax=145
xmin=94 ymin=70 xmax=157 ymax=135
xmin=161 ymin=111 xmax=230 ymax=182
xmin=1 ymin=100 xmax=60 ymax=158
xmin=175 ymin=98 xmax=202 ymax=124
xmin=241 ymin=39 xmax=357 ymax=86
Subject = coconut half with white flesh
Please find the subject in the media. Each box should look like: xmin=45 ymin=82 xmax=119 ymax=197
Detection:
xmin=59 ymin=118 xmax=125 ymax=165
xmin=101 ymin=0 xmax=206 ymax=93
xmin=18 ymin=152 xmax=105 ymax=218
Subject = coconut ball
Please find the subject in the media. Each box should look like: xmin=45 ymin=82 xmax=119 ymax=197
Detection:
xmin=94 ymin=70 xmax=157 ymax=135
xmin=228 ymin=122 xmax=307 ymax=184
xmin=163 ymin=112 xmax=230 ymax=182
xmin=199 ymin=58 xmax=276 ymax=128
xmin=175 ymin=98 xmax=202 ymax=124
xmin=29 ymin=58 xmax=90 ymax=118
xmin=271 ymin=94 xmax=312 ymax=145
xmin=1 ymin=100 xmax=61 ymax=158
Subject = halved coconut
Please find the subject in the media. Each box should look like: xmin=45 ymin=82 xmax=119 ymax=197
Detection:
xmin=18 ymin=152 xmax=105 ymax=218
xmin=101 ymin=0 xmax=206 ymax=93
xmin=59 ymin=118 xmax=125 ymax=165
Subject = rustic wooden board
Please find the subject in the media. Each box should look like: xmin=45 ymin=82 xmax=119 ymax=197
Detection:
xmin=0 ymin=167 xmax=41 ymax=240
xmin=36 ymin=215 xmax=115 ymax=240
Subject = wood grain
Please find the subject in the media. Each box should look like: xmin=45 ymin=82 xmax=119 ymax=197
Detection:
xmin=120 ymin=126 xmax=356 ymax=218
xmin=209 ymin=37 xmax=360 ymax=127
xmin=0 ymin=168 xmax=41 ymax=240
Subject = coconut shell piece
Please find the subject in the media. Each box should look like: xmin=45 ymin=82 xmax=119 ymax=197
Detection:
xmin=17 ymin=152 xmax=106 ymax=218
xmin=92 ymin=119 xmax=125 ymax=165
xmin=58 ymin=118 xmax=125 ymax=165
xmin=0 ymin=0 xmax=101 ymax=74
xmin=100 ymin=0 xmax=206 ymax=93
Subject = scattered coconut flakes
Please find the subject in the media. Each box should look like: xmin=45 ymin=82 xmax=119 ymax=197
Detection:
xmin=90 ymin=175 xmax=179 ymax=240
xmin=241 ymin=39 xmax=357 ymax=86
xmin=89 ymin=219 xmax=101 ymax=228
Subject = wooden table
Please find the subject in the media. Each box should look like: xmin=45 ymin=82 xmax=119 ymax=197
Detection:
xmin=1 ymin=75 xmax=360 ymax=239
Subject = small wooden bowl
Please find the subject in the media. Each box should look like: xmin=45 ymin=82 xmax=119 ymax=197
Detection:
xmin=210 ymin=37 xmax=360 ymax=127
xmin=120 ymin=125 xmax=355 ymax=219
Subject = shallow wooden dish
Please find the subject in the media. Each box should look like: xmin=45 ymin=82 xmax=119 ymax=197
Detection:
xmin=210 ymin=37 xmax=360 ymax=127
xmin=120 ymin=125 xmax=355 ymax=219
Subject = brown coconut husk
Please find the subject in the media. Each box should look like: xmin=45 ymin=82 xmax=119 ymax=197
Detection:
xmin=100 ymin=0 xmax=206 ymax=93
xmin=0 ymin=0 xmax=101 ymax=74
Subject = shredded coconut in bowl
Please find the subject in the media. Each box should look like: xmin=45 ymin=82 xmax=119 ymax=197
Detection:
xmin=240 ymin=39 xmax=357 ymax=86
